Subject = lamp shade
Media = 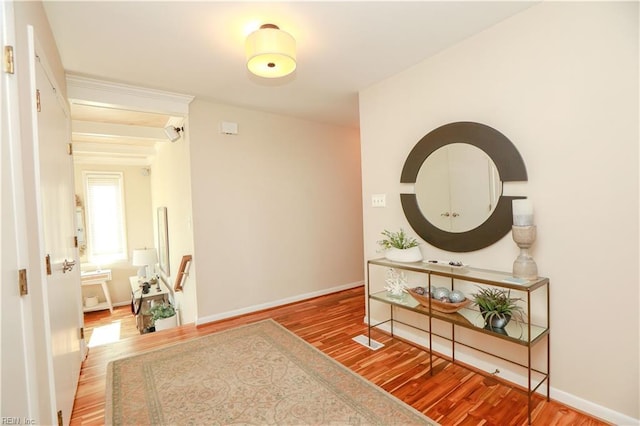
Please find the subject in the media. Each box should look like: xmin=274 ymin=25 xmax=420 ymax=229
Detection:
xmin=512 ymin=199 xmax=534 ymax=226
xmin=246 ymin=24 xmax=296 ymax=78
xmin=132 ymin=248 xmax=157 ymax=267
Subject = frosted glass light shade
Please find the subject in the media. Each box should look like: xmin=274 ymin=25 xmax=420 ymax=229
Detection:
xmin=246 ymin=24 xmax=296 ymax=78
xmin=512 ymin=199 xmax=534 ymax=226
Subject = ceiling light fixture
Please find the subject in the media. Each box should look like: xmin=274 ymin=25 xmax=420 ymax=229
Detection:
xmin=245 ymin=23 xmax=296 ymax=78
xmin=164 ymin=126 xmax=183 ymax=142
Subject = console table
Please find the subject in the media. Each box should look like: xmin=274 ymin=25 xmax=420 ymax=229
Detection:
xmin=80 ymin=269 xmax=113 ymax=313
xmin=129 ymin=276 xmax=170 ymax=333
xmin=367 ymin=258 xmax=549 ymax=425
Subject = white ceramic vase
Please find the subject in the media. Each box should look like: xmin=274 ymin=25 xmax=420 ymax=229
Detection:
xmin=384 ymin=246 xmax=422 ymax=263
xmin=154 ymin=315 xmax=177 ymax=331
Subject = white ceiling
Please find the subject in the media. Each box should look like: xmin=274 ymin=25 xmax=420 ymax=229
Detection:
xmin=43 ymin=1 xmax=536 ymax=162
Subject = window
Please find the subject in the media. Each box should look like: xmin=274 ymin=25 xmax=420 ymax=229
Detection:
xmin=84 ymin=172 xmax=127 ymax=264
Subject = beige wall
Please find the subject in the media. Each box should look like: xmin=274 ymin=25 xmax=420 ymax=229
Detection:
xmin=14 ymin=1 xmax=66 ymax=96
xmin=189 ymin=100 xmax=364 ymax=322
xmin=150 ymin=128 xmax=197 ymax=325
xmin=360 ymin=2 xmax=638 ymax=422
xmin=74 ymin=164 xmax=154 ymax=305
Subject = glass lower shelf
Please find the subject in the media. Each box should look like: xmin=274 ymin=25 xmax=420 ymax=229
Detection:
xmin=370 ymin=291 xmax=548 ymax=345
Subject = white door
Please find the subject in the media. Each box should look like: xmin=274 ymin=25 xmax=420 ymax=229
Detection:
xmin=30 ymin=34 xmax=83 ymax=425
xmin=1 ymin=1 xmax=39 ymax=420
xmin=415 ymin=145 xmax=452 ymax=230
xmin=448 ymin=143 xmax=493 ymax=232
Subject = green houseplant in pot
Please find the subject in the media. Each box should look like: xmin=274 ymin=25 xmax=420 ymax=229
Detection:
xmin=472 ymin=287 xmax=523 ymax=330
xmin=149 ymin=302 xmax=177 ymax=331
xmin=377 ymin=229 xmax=422 ymax=262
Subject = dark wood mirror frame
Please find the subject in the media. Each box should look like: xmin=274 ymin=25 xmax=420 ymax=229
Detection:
xmin=400 ymin=121 xmax=528 ymax=252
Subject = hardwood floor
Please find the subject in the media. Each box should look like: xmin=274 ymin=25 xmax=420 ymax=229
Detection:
xmin=72 ymin=287 xmax=608 ymax=425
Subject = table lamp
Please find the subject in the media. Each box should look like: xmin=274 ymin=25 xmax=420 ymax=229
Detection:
xmin=132 ymin=248 xmax=158 ymax=280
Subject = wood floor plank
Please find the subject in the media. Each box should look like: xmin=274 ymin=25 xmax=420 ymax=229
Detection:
xmin=72 ymin=287 xmax=610 ymax=425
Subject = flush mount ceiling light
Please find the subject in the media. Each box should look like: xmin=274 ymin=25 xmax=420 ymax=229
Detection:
xmin=245 ymin=23 xmax=296 ymax=78
xmin=164 ymin=126 xmax=183 ymax=142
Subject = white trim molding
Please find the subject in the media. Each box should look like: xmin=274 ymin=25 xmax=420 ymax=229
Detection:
xmin=196 ymin=281 xmax=364 ymax=326
xmin=66 ymin=74 xmax=194 ymax=116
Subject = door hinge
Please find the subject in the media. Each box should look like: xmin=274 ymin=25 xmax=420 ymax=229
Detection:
xmin=57 ymin=410 xmax=63 ymax=426
xmin=79 ymin=327 xmax=84 ymax=340
xmin=74 ymin=236 xmax=78 ymax=248
xmin=36 ymin=89 xmax=41 ymax=112
xmin=3 ymin=45 xmax=14 ymax=74
xmin=45 ymin=254 xmax=52 ymax=275
xmin=67 ymin=143 xmax=73 ymax=156
xmin=18 ymin=269 xmax=28 ymax=296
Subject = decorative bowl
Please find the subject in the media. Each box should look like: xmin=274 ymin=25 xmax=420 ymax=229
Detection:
xmin=384 ymin=246 xmax=423 ymax=263
xmin=407 ymin=288 xmax=470 ymax=313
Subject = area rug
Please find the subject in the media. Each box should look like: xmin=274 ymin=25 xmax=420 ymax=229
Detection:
xmin=106 ymin=319 xmax=437 ymax=425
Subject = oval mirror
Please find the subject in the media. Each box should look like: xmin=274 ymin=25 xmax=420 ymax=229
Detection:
xmin=401 ymin=122 xmax=527 ymax=252
xmin=415 ymin=143 xmax=502 ymax=233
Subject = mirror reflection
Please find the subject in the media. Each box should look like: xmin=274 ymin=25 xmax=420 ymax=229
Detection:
xmin=401 ymin=121 xmax=527 ymax=252
xmin=415 ymin=143 xmax=501 ymax=233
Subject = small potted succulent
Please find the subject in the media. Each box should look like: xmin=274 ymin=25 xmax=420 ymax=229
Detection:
xmin=472 ymin=287 xmax=523 ymax=330
xmin=149 ymin=302 xmax=177 ymax=331
xmin=377 ymin=228 xmax=422 ymax=262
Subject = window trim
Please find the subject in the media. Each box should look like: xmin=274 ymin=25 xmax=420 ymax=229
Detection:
xmin=83 ymin=171 xmax=128 ymax=264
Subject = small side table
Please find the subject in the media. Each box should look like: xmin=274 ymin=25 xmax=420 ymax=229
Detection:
xmin=130 ymin=276 xmax=170 ymax=333
xmin=80 ymin=269 xmax=114 ymax=313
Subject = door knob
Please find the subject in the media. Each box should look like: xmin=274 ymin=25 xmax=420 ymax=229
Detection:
xmin=63 ymin=259 xmax=76 ymax=273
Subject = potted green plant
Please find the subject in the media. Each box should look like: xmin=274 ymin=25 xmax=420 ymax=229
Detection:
xmin=377 ymin=228 xmax=422 ymax=262
xmin=472 ymin=287 xmax=523 ymax=330
xmin=149 ymin=302 xmax=177 ymax=331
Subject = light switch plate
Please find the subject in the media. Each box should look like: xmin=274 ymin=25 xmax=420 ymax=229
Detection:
xmin=371 ymin=194 xmax=386 ymax=208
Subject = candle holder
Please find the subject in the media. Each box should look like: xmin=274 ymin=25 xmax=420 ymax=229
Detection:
xmin=512 ymin=225 xmax=538 ymax=280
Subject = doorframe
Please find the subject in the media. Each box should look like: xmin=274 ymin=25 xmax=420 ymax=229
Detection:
xmin=67 ymin=76 xmax=195 ymax=331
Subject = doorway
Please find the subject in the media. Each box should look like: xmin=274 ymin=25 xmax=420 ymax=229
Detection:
xmin=67 ymin=76 xmax=195 ymax=345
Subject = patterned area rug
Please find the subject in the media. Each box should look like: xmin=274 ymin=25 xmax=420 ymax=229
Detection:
xmin=106 ymin=319 xmax=437 ymax=425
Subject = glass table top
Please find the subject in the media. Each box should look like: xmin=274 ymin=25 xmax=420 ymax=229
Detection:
xmin=370 ymin=290 xmax=548 ymax=345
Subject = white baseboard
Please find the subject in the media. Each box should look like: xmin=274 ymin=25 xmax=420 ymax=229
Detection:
xmin=550 ymin=388 xmax=638 ymax=426
xmin=364 ymin=316 xmax=639 ymax=426
xmin=196 ymin=281 xmax=364 ymax=326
